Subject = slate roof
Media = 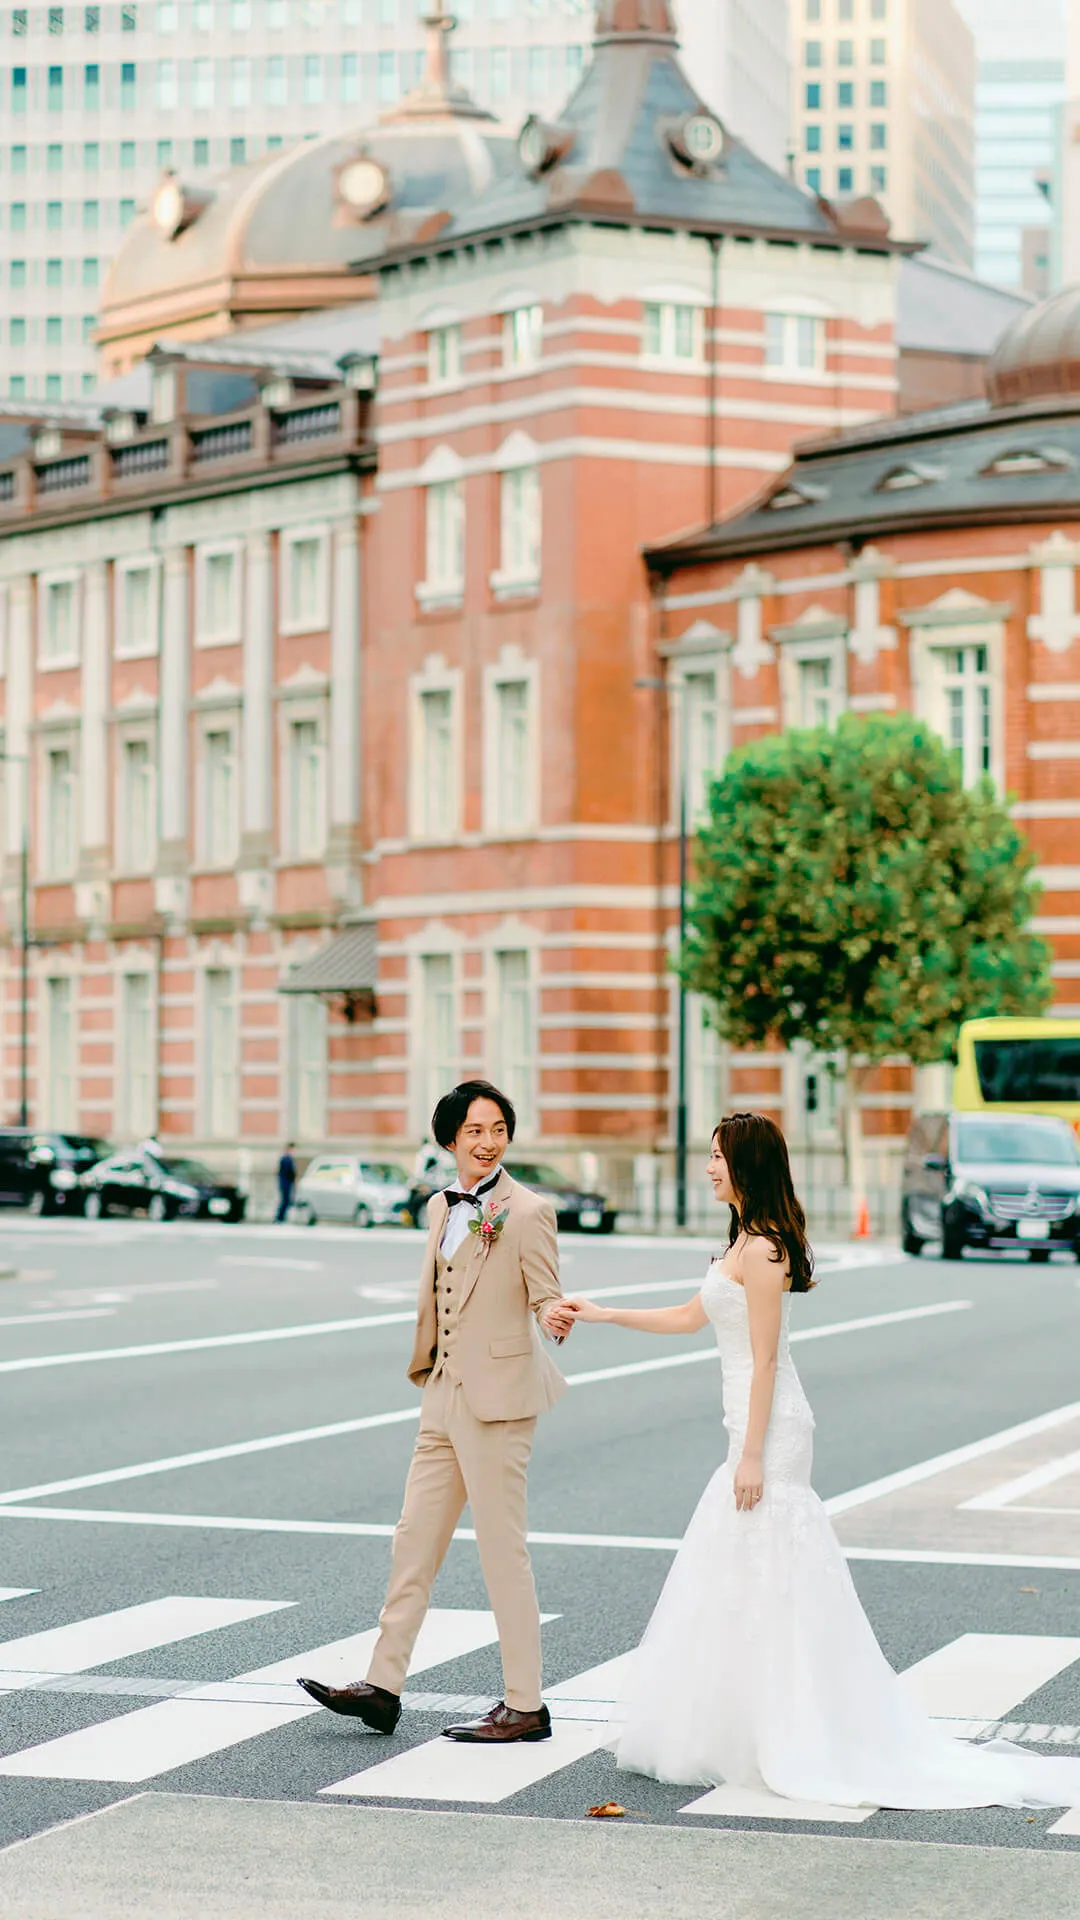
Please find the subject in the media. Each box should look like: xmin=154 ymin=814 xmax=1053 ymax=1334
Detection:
xmin=278 ymin=925 xmax=378 ymax=997
xmin=647 ymin=394 xmax=1080 ymax=567
xmin=897 ymin=254 xmax=1032 ymax=358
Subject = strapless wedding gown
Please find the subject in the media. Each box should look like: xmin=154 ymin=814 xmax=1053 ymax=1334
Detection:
xmin=613 ymin=1259 xmax=1080 ymax=1809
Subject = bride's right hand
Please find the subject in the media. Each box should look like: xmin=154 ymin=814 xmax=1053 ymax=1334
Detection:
xmin=563 ymin=1295 xmax=607 ymax=1324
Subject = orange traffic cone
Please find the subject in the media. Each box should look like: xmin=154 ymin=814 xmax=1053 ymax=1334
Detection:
xmin=853 ymin=1196 xmax=871 ymax=1240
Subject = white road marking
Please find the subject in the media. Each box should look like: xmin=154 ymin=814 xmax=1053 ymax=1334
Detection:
xmin=0 ymin=1311 xmax=417 ymax=1378
xmin=843 ymin=1547 xmax=1080 ymax=1572
xmin=0 ymin=1309 xmax=116 ymax=1328
xmin=0 ymin=1597 xmax=292 ymax=1695
xmin=824 ymin=1398 xmax=1080 ymax=1518
xmin=961 ymin=1446 xmax=1080 ymax=1513
xmin=0 ymin=1608 xmax=512 ymax=1783
xmin=0 ymin=1301 xmax=968 ymax=1510
xmin=0 ymin=1589 xmax=36 ymax=1603
xmin=898 ymin=1634 xmax=1080 ymax=1721
xmin=680 ymin=1784 xmax=877 ymax=1823
xmin=321 ymin=1720 xmax=610 ymax=1804
xmin=1048 ymin=1805 xmax=1080 ymax=1834
xmin=218 ymin=1257 xmax=324 ymax=1271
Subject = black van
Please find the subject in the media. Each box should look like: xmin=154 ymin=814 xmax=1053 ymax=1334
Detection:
xmin=0 ymin=1130 xmax=111 ymax=1215
xmin=901 ymin=1111 xmax=1080 ymax=1261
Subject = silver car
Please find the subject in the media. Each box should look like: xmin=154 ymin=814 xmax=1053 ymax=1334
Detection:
xmin=293 ymin=1156 xmax=412 ymax=1229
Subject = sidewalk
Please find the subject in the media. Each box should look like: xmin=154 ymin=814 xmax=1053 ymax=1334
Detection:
xmin=1 ymin=1794 xmax=1077 ymax=1920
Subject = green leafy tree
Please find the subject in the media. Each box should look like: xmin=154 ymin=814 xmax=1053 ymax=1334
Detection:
xmin=676 ymin=712 xmax=1052 ymax=1211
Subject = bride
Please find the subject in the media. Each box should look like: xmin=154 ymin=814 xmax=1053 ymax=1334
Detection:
xmin=565 ymin=1110 xmax=1080 ymax=1811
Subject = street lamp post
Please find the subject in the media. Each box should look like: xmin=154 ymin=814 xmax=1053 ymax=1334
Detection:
xmin=0 ymin=753 xmax=30 ymax=1127
xmin=638 ymin=674 xmax=690 ymax=1230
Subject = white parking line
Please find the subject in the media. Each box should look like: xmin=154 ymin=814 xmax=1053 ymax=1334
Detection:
xmin=824 ymin=1398 xmax=1080 ymax=1517
xmin=0 ymin=1310 xmax=416 ymax=1377
xmin=0 ymin=1309 xmax=116 ymax=1329
xmin=961 ymin=1445 xmax=1080 ymax=1513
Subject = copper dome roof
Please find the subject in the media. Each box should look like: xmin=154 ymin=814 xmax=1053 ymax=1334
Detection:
xmin=986 ymin=285 xmax=1080 ymax=407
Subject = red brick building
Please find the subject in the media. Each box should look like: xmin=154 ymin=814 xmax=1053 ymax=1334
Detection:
xmin=0 ymin=0 xmax=1043 ymax=1221
xmin=644 ymin=281 xmax=1080 ymax=1209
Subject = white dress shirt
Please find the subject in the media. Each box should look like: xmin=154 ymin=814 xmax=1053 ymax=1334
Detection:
xmin=438 ymin=1171 xmax=501 ymax=1260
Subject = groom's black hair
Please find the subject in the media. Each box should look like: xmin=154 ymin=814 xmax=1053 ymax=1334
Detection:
xmin=432 ymin=1079 xmax=517 ymax=1149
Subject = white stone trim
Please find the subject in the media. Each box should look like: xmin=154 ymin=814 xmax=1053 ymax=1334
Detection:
xmin=194 ymin=538 xmax=244 ymax=649
xmin=113 ymin=552 xmax=162 ymax=660
xmin=278 ymin=522 xmax=330 ymax=638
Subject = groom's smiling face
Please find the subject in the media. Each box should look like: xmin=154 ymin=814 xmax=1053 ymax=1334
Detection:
xmin=454 ymin=1097 xmax=510 ymax=1190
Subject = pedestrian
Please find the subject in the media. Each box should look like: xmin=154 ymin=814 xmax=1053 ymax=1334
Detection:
xmin=297 ymin=1078 xmax=576 ymax=1744
xmin=564 ymin=1110 xmax=1080 ymax=1813
xmin=275 ymin=1142 xmax=296 ymax=1223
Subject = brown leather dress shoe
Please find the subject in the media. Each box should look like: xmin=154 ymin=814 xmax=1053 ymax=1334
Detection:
xmin=442 ymin=1701 xmax=551 ymax=1743
xmin=296 ymin=1677 xmax=401 ymax=1733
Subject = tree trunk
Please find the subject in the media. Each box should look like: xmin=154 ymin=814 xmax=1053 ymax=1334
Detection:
xmin=844 ymin=1061 xmax=869 ymax=1237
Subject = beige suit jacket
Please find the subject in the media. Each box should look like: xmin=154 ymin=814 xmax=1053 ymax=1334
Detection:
xmin=407 ymin=1168 xmax=567 ymax=1423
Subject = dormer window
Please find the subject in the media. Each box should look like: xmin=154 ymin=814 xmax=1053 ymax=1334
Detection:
xmin=767 ymin=482 xmax=828 ymax=511
xmin=876 ymin=462 xmax=944 ymax=492
xmin=981 ymin=447 xmax=1073 ymax=477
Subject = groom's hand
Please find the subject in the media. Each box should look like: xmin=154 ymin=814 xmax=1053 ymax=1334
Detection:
xmin=541 ymin=1301 xmax=576 ymax=1342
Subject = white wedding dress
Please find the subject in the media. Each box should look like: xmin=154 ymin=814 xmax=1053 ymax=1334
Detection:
xmin=613 ymin=1258 xmax=1080 ymax=1809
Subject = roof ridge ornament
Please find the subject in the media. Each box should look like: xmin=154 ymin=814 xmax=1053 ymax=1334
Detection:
xmin=594 ymin=0 xmax=678 ymax=43
xmin=380 ymin=1 xmax=496 ymax=124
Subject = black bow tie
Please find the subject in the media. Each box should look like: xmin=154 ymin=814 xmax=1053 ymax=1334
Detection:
xmin=445 ymin=1174 xmax=500 ymax=1211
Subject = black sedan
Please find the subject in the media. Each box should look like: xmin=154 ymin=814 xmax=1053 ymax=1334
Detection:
xmin=505 ymin=1161 xmax=617 ymax=1234
xmin=902 ymin=1111 xmax=1080 ymax=1261
xmin=80 ymin=1149 xmax=246 ymax=1222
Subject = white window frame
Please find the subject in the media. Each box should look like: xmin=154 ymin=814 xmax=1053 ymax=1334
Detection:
xmin=482 ymin=655 xmax=539 ymax=836
xmin=113 ymin=553 xmax=161 ymax=659
xmin=279 ymin=523 xmax=329 ymax=636
xmin=671 ymin=650 xmax=731 ymax=825
xmin=117 ymin=964 xmax=157 ymax=1138
xmin=38 ymin=568 xmax=81 ymax=669
xmin=427 ymin=322 xmax=462 ymax=387
xmin=417 ymin=447 xmax=466 ymax=609
xmin=280 ymin=697 xmax=327 ymax=861
xmin=502 ymin=302 xmax=543 ymax=370
xmin=40 ymin=733 xmax=78 ymax=878
xmin=198 ymin=715 xmax=240 ymax=868
xmin=762 ymin=305 xmax=828 ymax=379
xmin=778 ymin=634 xmax=847 ymax=730
xmin=640 ymin=299 xmax=705 ymax=366
xmin=194 ymin=539 xmax=243 ymax=647
xmin=909 ymin=613 xmax=1006 ymax=794
xmin=42 ymin=971 xmax=76 ymax=1129
xmin=202 ymin=964 xmax=239 ymax=1139
xmin=116 ymin=726 xmax=158 ymax=874
xmin=408 ymin=662 xmax=463 ymax=842
xmin=410 ymin=945 xmax=460 ymax=1135
xmin=289 ymin=990 xmax=327 ymax=1141
xmin=488 ymin=941 xmax=538 ymax=1136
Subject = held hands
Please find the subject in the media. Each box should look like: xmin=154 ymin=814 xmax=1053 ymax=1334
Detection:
xmin=560 ymin=1296 xmax=607 ymax=1324
xmin=542 ymin=1300 xmax=578 ymax=1342
xmin=734 ymin=1453 xmax=764 ymax=1513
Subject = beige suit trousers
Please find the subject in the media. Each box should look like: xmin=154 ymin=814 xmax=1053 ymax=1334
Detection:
xmin=366 ymin=1369 xmax=541 ymax=1711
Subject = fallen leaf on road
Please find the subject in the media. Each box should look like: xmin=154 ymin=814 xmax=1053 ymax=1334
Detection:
xmin=1019 ymin=1587 xmax=1039 ymax=1595
xmin=586 ymin=1803 xmax=646 ymax=1820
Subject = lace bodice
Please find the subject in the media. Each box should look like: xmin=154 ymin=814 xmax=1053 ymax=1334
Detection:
xmin=701 ymin=1257 xmax=813 ymax=1481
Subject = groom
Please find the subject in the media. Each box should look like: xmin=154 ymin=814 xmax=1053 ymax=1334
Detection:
xmin=298 ymin=1079 xmax=575 ymax=1743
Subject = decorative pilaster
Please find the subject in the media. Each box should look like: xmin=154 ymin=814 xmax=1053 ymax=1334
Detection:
xmin=79 ymin=560 xmax=109 ymax=865
xmin=1027 ymin=531 xmax=1080 ymax=654
xmin=155 ymin=547 xmax=190 ymax=924
xmin=328 ymin=516 xmax=362 ymax=906
xmin=730 ymin=565 xmax=775 ymax=680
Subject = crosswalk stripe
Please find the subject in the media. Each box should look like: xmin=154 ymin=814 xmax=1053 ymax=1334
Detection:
xmin=897 ymin=1634 xmax=1080 ymax=1722
xmin=0 ymin=1608 xmax=507 ymax=1783
xmin=320 ymin=1656 xmax=621 ymax=1804
xmin=1048 ymin=1804 xmax=1080 ymax=1835
xmin=680 ymin=1785 xmax=876 ymax=1824
xmin=320 ymin=1719 xmax=611 ymax=1805
xmin=0 ymin=1589 xmax=36 ymax=1605
xmin=0 ymin=1596 xmax=291 ymax=1695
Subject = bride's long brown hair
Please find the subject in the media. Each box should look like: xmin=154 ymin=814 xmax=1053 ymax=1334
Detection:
xmin=715 ymin=1111 xmax=815 ymax=1293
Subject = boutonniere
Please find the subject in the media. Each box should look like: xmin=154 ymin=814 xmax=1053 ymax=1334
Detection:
xmin=468 ymin=1201 xmax=509 ymax=1253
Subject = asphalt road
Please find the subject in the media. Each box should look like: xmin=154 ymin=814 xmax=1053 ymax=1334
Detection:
xmin=0 ymin=1214 xmax=1078 ymax=1911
